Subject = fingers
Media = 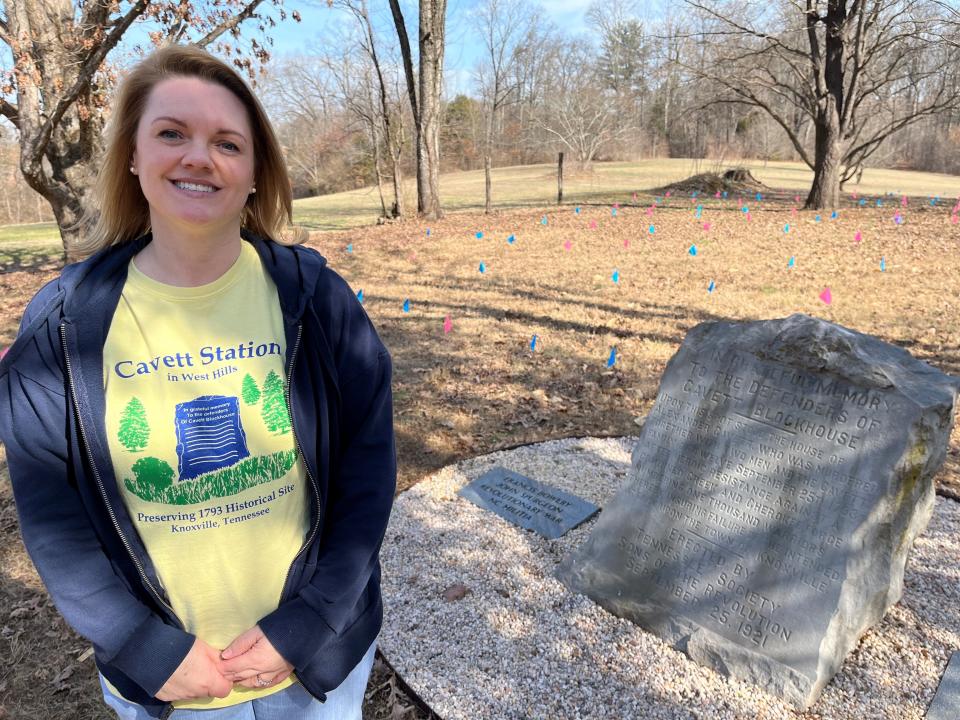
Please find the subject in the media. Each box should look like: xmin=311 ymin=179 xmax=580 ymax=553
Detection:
xmin=222 ymin=667 xmax=260 ymax=683
xmin=234 ymin=667 xmax=293 ymax=690
xmin=220 ymin=625 xmax=265 ymax=661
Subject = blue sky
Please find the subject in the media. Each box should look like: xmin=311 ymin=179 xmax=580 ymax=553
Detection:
xmin=249 ymin=0 xmax=598 ymax=96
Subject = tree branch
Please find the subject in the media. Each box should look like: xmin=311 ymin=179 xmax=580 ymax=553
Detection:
xmin=387 ymin=0 xmax=419 ymax=127
xmin=0 ymin=98 xmax=19 ymax=129
xmin=27 ymin=0 xmax=151 ymax=171
xmin=195 ymin=0 xmax=267 ymax=47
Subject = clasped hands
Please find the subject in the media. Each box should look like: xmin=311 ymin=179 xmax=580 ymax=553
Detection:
xmin=156 ymin=625 xmax=294 ymax=702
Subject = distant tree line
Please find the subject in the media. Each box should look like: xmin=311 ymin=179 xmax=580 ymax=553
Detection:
xmin=2 ymin=0 xmax=959 ymax=233
xmin=263 ymin=0 xmax=960 ymax=211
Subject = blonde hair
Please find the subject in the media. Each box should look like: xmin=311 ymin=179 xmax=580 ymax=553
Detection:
xmin=72 ymin=44 xmax=295 ymax=258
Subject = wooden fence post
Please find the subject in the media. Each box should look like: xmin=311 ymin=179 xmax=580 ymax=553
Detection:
xmin=557 ymin=152 xmax=564 ymax=205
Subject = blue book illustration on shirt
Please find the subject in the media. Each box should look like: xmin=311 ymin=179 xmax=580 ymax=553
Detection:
xmin=175 ymin=395 xmax=249 ymax=481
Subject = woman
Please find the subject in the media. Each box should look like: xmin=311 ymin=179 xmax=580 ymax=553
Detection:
xmin=0 ymin=45 xmax=396 ymax=719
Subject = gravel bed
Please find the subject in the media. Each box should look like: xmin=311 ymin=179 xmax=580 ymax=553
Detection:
xmin=379 ymin=436 xmax=960 ymax=720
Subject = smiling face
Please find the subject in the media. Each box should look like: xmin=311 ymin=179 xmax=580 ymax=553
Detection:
xmin=131 ymin=76 xmax=256 ymax=239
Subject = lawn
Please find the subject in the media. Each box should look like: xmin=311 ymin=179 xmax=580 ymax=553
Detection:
xmin=1 ymin=161 xmax=959 ymax=719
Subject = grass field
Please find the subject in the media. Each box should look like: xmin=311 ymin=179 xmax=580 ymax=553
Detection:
xmin=1 ymin=159 xmax=959 ymax=719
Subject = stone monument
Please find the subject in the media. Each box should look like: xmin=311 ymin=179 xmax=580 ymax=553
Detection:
xmin=556 ymin=314 xmax=959 ymax=708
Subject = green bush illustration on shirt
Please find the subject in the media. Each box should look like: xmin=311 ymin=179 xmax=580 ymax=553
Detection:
xmin=260 ymin=370 xmax=291 ymax=434
xmin=241 ymin=373 xmax=261 ymax=405
xmin=127 ymin=457 xmax=175 ymax=498
xmin=123 ymin=449 xmax=298 ymax=505
xmin=118 ymin=397 xmax=150 ymax=452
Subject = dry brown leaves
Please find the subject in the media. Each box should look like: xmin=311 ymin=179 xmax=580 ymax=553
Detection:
xmin=1 ymin=195 xmax=958 ymax=718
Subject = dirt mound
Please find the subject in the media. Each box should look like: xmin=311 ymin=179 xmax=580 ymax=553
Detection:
xmin=658 ymin=167 xmax=767 ymax=196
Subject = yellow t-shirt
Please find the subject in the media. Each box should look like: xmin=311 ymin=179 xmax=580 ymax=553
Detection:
xmin=102 ymin=241 xmax=310 ymax=708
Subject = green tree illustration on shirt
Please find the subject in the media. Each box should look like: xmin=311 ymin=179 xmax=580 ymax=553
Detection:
xmin=241 ymin=373 xmax=261 ymax=405
xmin=118 ymin=397 xmax=150 ymax=452
xmin=260 ymin=370 xmax=291 ymax=434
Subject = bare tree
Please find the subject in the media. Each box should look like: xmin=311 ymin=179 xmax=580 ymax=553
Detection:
xmin=532 ymin=38 xmax=635 ymax=168
xmin=683 ymin=0 xmax=960 ymax=208
xmin=335 ymin=0 xmax=406 ymax=217
xmin=475 ymin=0 xmax=542 ymax=212
xmin=388 ymin=0 xmax=447 ymax=219
xmin=0 ymin=0 xmax=299 ymax=254
xmin=263 ymin=58 xmax=346 ymax=196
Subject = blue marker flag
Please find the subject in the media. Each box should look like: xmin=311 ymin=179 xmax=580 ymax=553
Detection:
xmin=689 ymin=244 xmax=698 ymax=256
xmin=607 ymin=347 xmax=617 ymax=368
xmin=756 ymin=192 xmax=762 ymax=201
xmin=507 ymin=234 xmax=516 ymax=244
xmin=575 ymin=206 xmax=581 ymax=214
xmin=859 ymin=198 xmax=866 ymax=206
xmin=649 ymin=224 xmax=655 ymax=234
xmin=356 ymin=289 xmax=364 ymax=303
xmin=880 ymin=257 xmax=886 ymax=272
xmin=476 ymin=231 xmax=483 ymax=239
xmin=612 ymin=269 xmax=620 ymax=284
xmin=831 ymin=210 xmax=838 ymax=219
xmin=541 ymin=216 xmax=548 ymax=225
xmin=788 ymin=256 xmax=796 ymax=268
xmin=479 ymin=262 xmax=486 ymax=273
xmin=530 ymin=334 xmax=538 ymax=352
xmin=403 ymin=298 xmax=410 ymax=313
xmin=346 ymin=243 xmax=353 ymax=253
xmin=426 ymin=228 xmax=431 ymax=236
xmin=784 ymin=224 xmax=790 ymax=233
xmin=708 ymin=280 xmax=715 ymax=293
xmin=815 ymin=215 xmax=821 ymax=222
xmin=611 ymin=208 xmax=618 ymax=217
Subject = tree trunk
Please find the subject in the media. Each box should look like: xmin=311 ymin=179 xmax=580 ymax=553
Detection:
xmin=369 ymin=122 xmax=388 ymax=219
xmin=390 ymin=145 xmax=404 ymax=218
xmin=806 ymin=104 xmax=844 ymax=210
xmin=387 ymin=0 xmax=421 ymax=213
xmin=418 ymin=0 xmax=446 ymax=220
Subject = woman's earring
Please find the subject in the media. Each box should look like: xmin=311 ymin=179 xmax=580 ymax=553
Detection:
xmin=250 ymin=186 xmax=257 ymax=194
xmin=130 ymin=166 xmax=137 ymax=174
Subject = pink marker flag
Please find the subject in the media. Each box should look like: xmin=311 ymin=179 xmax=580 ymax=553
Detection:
xmin=703 ymin=222 xmax=711 ymax=231
xmin=665 ymin=191 xmax=671 ymax=198
xmin=791 ymin=207 xmax=798 ymax=215
xmin=443 ymin=315 xmax=453 ymax=334
xmin=901 ymin=196 xmax=908 ymax=207
xmin=952 ymin=214 xmax=959 ymax=224
xmin=624 ymin=238 xmax=630 ymax=248
xmin=589 ymin=220 xmax=598 ymax=229
xmin=564 ymin=240 xmax=573 ymax=250
xmin=795 ymin=195 xmax=801 ymax=203
xmin=715 ymin=191 xmax=721 ymax=199
xmin=646 ymin=207 xmax=654 ymax=216
xmin=819 ymin=288 xmax=832 ymax=305
xmin=855 ymin=231 xmax=862 ymax=243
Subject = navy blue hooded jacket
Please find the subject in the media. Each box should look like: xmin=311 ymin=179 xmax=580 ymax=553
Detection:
xmin=0 ymin=230 xmax=396 ymax=718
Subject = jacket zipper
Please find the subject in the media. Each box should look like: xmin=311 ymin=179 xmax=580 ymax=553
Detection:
xmin=280 ymin=321 xmax=323 ymax=601
xmin=60 ymin=323 xmax=180 ymax=720
xmin=59 ymin=323 xmax=180 ymax=620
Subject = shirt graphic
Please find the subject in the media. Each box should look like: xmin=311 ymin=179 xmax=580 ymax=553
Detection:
xmin=102 ymin=241 xmax=309 ymax=709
